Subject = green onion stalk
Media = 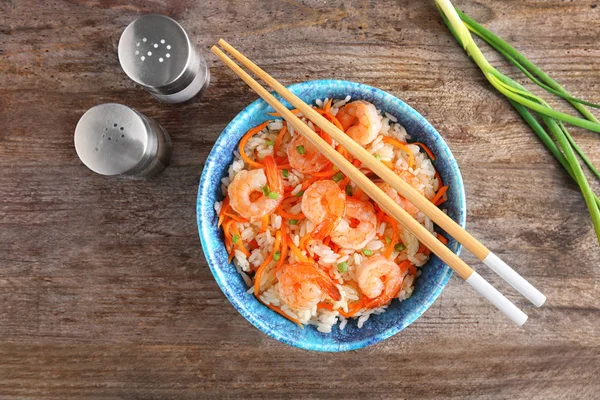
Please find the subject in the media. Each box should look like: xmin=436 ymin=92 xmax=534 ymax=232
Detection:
xmin=436 ymin=0 xmax=600 ymax=244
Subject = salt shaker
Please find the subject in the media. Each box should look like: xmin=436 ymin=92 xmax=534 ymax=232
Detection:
xmin=118 ymin=15 xmax=210 ymax=103
xmin=74 ymin=103 xmax=171 ymax=177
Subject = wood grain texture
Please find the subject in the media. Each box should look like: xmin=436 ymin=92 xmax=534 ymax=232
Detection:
xmin=1 ymin=0 xmax=599 ymax=399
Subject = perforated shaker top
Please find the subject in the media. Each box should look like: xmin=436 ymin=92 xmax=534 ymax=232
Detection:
xmin=118 ymin=15 xmax=192 ymax=90
xmin=74 ymin=103 xmax=152 ymax=176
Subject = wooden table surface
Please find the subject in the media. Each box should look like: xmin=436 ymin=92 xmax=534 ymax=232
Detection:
xmin=1 ymin=0 xmax=599 ymax=399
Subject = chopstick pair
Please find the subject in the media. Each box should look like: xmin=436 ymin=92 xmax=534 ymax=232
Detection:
xmin=212 ymin=39 xmax=546 ymax=326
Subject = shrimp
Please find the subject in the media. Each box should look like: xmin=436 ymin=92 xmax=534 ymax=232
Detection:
xmin=336 ymin=100 xmax=382 ymax=146
xmin=287 ymin=133 xmax=330 ymax=174
xmin=301 ymin=180 xmax=346 ymax=225
xmin=228 ymin=156 xmax=283 ymax=220
xmin=376 ymin=171 xmax=424 ymax=217
xmin=330 ymin=198 xmax=377 ymax=250
xmin=277 ymin=262 xmax=342 ymax=310
xmin=356 ymin=254 xmax=403 ymax=305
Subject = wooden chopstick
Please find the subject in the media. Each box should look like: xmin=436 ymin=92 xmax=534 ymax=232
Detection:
xmin=211 ymin=44 xmax=528 ymax=326
xmin=217 ymin=38 xmax=546 ymax=309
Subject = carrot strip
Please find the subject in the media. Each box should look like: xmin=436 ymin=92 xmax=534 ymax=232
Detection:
xmin=277 ymin=205 xmax=305 ymax=220
xmin=218 ymin=198 xmax=230 ymax=228
xmin=277 ymin=163 xmax=291 ymax=170
xmin=398 ymin=260 xmax=412 ymax=274
xmin=310 ymin=167 xmax=337 ymax=178
xmin=239 ymin=121 xmax=269 ymax=168
xmin=408 ymin=265 xmax=417 ymax=276
xmin=383 ymin=216 xmax=398 ymax=258
xmin=223 ymin=212 xmax=249 ymax=224
xmin=222 ymin=219 xmax=235 ymax=254
xmin=413 ymin=142 xmax=436 ymax=160
xmin=302 ymin=177 xmax=318 ymax=190
xmin=330 ymin=242 xmax=340 ymax=253
xmin=299 ymin=234 xmax=312 ymax=252
xmin=437 ymin=233 xmax=449 ymax=245
xmin=435 ymin=197 xmax=447 ymax=206
xmin=318 ymin=301 xmax=363 ymax=318
xmin=431 ymin=185 xmax=449 ymax=205
xmin=376 ymin=208 xmax=385 ymax=225
xmin=287 ymin=234 xmax=310 ymax=263
xmin=276 ymin=232 xmax=288 ymax=272
xmin=230 ymin=223 xmax=250 ymax=257
xmin=382 ymin=137 xmax=415 ymax=169
xmin=314 ymin=108 xmax=345 ymax=132
xmin=254 ymin=232 xmax=281 ymax=296
xmin=264 ymin=302 xmax=303 ymax=328
xmin=435 ymin=171 xmax=444 ymax=188
xmin=381 ymin=160 xmax=395 ymax=170
xmin=260 ymin=214 xmax=269 ymax=232
xmin=273 ymin=124 xmax=288 ymax=157
xmin=324 ymin=98 xmax=333 ymax=113
xmin=338 ymin=176 xmax=350 ymax=190
xmin=353 ymin=187 xmax=364 ymax=199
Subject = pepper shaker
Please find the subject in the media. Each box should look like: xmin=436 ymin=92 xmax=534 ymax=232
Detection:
xmin=118 ymin=15 xmax=210 ymax=103
xmin=74 ymin=103 xmax=171 ymax=177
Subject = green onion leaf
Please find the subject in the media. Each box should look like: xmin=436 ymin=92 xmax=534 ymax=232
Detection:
xmin=296 ymin=145 xmax=306 ymax=155
xmin=345 ymin=184 xmax=353 ymax=196
xmin=437 ymin=0 xmax=600 ymax=243
xmin=261 ymin=185 xmax=270 ymax=196
xmin=268 ymin=191 xmax=279 ymax=200
xmin=362 ymin=249 xmax=373 ymax=256
xmin=232 ymin=234 xmax=240 ymax=244
xmin=384 ymin=236 xmax=391 ymax=245
xmin=265 ymin=140 xmax=275 ymax=146
xmin=394 ymin=243 xmax=406 ymax=252
xmin=282 ymin=169 xmax=289 ymax=178
xmin=296 ymin=190 xmax=305 ymax=197
xmin=332 ymin=172 xmax=345 ymax=182
xmin=273 ymin=251 xmax=281 ymax=261
xmin=375 ymin=155 xmax=381 ymax=161
xmin=337 ymin=262 xmax=348 ymax=272
xmin=289 ymin=219 xmax=298 ymax=225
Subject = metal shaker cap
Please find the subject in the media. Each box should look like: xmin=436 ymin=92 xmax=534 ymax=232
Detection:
xmin=74 ymin=103 xmax=171 ymax=176
xmin=118 ymin=15 xmax=209 ymax=103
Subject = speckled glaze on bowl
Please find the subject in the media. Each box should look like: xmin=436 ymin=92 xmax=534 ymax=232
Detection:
xmin=197 ymin=80 xmax=465 ymax=352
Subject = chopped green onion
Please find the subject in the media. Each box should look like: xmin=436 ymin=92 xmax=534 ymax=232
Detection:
xmin=296 ymin=145 xmax=306 ymax=155
xmin=296 ymin=190 xmax=305 ymax=197
xmin=384 ymin=236 xmax=391 ymax=245
xmin=273 ymin=251 xmax=281 ymax=261
xmin=394 ymin=243 xmax=406 ymax=252
xmin=345 ymin=184 xmax=353 ymax=196
xmin=265 ymin=140 xmax=275 ymax=146
xmin=261 ymin=185 xmax=270 ymax=196
xmin=332 ymin=172 xmax=344 ymax=182
xmin=268 ymin=191 xmax=279 ymax=200
xmin=282 ymin=169 xmax=289 ymax=178
xmin=232 ymin=234 xmax=240 ymax=244
xmin=362 ymin=249 xmax=373 ymax=256
xmin=337 ymin=262 xmax=348 ymax=272
xmin=289 ymin=219 xmax=298 ymax=225
xmin=375 ymin=155 xmax=381 ymax=161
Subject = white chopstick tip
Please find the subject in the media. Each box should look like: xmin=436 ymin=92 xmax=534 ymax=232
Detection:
xmin=483 ymin=252 xmax=546 ymax=307
xmin=466 ymin=271 xmax=528 ymax=327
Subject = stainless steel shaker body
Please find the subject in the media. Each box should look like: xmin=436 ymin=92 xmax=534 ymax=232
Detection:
xmin=118 ymin=15 xmax=210 ymax=103
xmin=74 ymin=103 xmax=171 ymax=177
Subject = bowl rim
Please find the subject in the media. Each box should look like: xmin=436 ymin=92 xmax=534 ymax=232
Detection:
xmin=197 ymin=79 xmax=466 ymax=351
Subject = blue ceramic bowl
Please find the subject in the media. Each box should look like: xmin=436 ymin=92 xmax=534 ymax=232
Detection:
xmin=197 ymin=80 xmax=465 ymax=352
